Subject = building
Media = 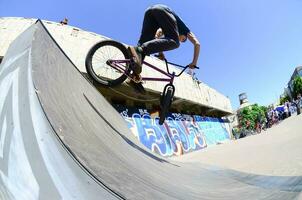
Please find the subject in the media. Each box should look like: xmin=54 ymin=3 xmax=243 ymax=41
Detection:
xmin=231 ymin=93 xmax=252 ymax=128
xmin=286 ymin=66 xmax=302 ymax=99
xmin=238 ymin=92 xmax=252 ymax=110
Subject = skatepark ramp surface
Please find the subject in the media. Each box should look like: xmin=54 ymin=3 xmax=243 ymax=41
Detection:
xmin=0 ymin=20 xmax=301 ymax=199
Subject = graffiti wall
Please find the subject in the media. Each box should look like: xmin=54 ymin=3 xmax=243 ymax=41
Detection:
xmin=116 ymin=105 xmax=231 ymax=157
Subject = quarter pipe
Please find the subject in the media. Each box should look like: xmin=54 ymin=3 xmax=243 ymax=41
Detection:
xmin=0 ymin=20 xmax=301 ymax=200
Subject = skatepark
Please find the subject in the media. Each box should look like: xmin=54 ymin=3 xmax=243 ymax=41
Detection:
xmin=0 ymin=19 xmax=302 ymax=200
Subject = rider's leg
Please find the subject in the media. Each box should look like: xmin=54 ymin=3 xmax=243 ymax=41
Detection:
xmin=139 ymin=6 xmax=180 ymax=55
xmin=128 ymin=6 xmax=159 ymax=76
xmin=138 ymin=7 xmax=160 ymax=47
xmin=129 ymin=5 xmax=179 ymax=81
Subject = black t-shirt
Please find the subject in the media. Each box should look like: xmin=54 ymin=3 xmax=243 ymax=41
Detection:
xmin=158 ymin=4 xmax=191 ymax=36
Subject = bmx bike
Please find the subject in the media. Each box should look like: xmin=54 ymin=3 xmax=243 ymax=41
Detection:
xmin=85 ymin=40 xmax=198 ymax=125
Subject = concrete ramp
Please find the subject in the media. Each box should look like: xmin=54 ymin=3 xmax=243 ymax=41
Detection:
xmin=0 ymin=20 xmax=301 ymax=199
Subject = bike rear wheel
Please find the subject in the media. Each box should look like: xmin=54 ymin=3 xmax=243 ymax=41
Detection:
xmin=85 ymin=40 xmax=131 ymax=87
xmin=159 ymin=86 xmax=174 ymax=125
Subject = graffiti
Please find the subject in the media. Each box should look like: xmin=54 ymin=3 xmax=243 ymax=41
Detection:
xmin=115 ymin=105 xmax=231 ymax=157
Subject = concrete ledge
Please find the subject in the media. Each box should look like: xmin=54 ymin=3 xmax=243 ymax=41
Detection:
xmin=0 ymin=17 xmax=232 ymax=115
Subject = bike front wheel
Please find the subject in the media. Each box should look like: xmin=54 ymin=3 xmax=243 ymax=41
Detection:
xmin=85 ymin=40 xmax=131 ymax=87
xmin=159 ymin=86 xmax=174 ymax=125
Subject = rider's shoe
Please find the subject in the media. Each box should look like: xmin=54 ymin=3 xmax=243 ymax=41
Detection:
xmin=128 ymin=46 xmax=142 ymax=74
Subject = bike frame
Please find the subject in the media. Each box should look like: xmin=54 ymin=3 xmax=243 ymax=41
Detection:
xmin=108 ymin=58 xmax=190 ymax=85
xmin=106 ymin=56 xmax=199 ymax=125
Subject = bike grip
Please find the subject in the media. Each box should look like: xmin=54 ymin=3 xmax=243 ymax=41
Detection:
xmin=186 ymin=65 xmax=199 ymax=69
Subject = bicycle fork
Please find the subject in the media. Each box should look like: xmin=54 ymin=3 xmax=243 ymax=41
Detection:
xmin=160 ymin=72 xmax=176 ymax=107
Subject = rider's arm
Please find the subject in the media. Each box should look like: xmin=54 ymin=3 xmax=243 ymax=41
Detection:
xmin=187 ymin=31 xmax=200 ymax=68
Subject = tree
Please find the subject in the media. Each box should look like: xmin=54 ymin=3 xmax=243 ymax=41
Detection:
xmin=293 ymin=76 xmax=302 ymax=99
xmin=238 ymin=104 xmax=266 ymax=130
xmin=280 ymin=95 xmax=290 ymax=105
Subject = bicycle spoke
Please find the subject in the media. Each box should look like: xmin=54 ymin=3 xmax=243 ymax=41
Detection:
xmin=91 ymin=45 xmax=126 ymax=81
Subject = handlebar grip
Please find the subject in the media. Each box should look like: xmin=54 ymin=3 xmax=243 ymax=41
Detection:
xmin=154 ymin=54 xmax=167 ymax=62
xmin=186 ymin=65 xmax=199 ymax=69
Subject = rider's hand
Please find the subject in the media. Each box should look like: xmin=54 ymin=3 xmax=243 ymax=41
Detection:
xmin=158 ymin=52 xmax=165 ymax=61
xmin=188 ymin=62 xmax=197 ymax=69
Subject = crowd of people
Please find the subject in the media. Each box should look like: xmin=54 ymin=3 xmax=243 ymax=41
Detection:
xmin=256 ymin=95 xmax=301 ymax=133
xmin=233 ymin=94 xmax=301 ymax=139
xmin=266 ymin=97 xmax=300 ymax=128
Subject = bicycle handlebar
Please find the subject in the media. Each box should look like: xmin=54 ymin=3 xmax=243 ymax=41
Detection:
xmin=163 ymin=59 xmax=199 ymax=77
xmin=185 ymin=65 xmax=199 ymax=70
xmin=167 ymin=60 xmax=199 ymax=70
xmin=154 ymin=54 xmax=199 ymax=70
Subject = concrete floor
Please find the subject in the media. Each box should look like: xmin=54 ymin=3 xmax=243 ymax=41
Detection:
xmin=171 ymin=114 xmax=302 ymax=177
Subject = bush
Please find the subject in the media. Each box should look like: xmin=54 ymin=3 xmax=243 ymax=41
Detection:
xmin=238 ymin=104 xmax=266 ymax=130
xmin=280 ymin=95 xmax=290 ymax=105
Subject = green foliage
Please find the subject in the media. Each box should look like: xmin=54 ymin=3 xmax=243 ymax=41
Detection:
xmin=293 ymin=76 xmax=302 ymax=98
xmin=280 ymin=95 xmax=290 ymax=105
xmin=238 ymin=104 xmax=266 ymax=130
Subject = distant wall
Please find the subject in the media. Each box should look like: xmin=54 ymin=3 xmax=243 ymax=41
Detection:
xmin=115 ymin=106 xmax=231 ymax=157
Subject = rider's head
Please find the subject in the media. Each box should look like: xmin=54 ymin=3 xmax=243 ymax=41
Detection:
xmin=178 ymin=34 xmax=187 ymax=43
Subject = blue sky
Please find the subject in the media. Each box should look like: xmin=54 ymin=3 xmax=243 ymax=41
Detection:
xmin=1 ymin=0 xmax=302 ymax=110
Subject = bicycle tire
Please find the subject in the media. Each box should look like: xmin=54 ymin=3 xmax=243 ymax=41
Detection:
xmin=85 ymin=40 xmax=131 ymax=87
xmin=159 ymin=87 xmax=174 ymax=125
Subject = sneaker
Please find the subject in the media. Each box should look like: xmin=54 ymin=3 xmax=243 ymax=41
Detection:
xmin=128 ymin=46 xmax=142 ymax=74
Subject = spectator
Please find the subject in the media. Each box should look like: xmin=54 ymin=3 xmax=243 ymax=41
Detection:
xmin=296 ymin=94 xmax=301 ymax=115
xmin=246 ymin=120 xmax=251 ymax=130
xmin=60 ymin=18 xmax=68 ymax=25
xmin=265 ymin=111 xmax=270 ymax=128
xmin=284 ymin=103 xmax=289 ymax=119
xmin=291 ymin=101 xmax=297 ymax=114
xmin=255 ymin=113 xmax=263 ymax=133
xmin=286 ymin=101 xmax=291 ymax=117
